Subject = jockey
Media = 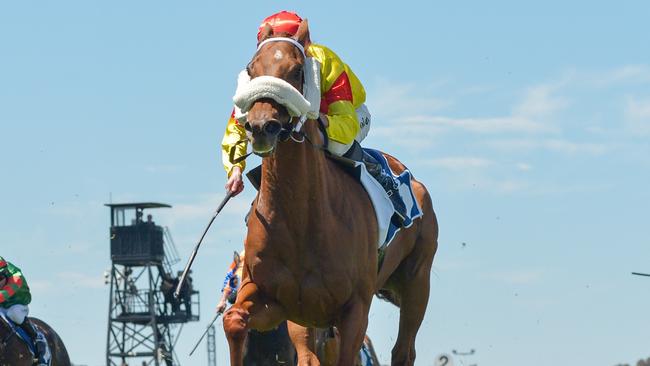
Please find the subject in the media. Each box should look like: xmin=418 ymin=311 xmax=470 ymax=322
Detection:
xmin=220 ymin=10 xmax=408 ymax=224
xmin=0 ymin=256 xmax=50 ymax=366
xmin=215 ymin=250 xmax=244 ymax=314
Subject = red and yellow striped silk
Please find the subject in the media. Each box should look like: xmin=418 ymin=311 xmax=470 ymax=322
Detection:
xmin=221 ymin=109 xmax=247 ymax=177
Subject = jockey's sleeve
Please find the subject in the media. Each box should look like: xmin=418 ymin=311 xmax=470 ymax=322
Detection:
xmin=221 ymin=108 xmax=248 ymax=176
xmin=324 ymin=97 xmax=360 ymax=149
xmin=0 ymin=267 xmax=26 ymax=304
xmin=309 ymin=44 xmax=365 ymax=154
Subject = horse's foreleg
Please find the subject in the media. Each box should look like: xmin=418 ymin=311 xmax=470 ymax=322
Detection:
xmin=223 ymin=305 xmax=248 ymax=366
xmin=223 ymin=281 xmax=286 ymax=366
xmin=287 ymin=322 xmax=320 ymax=366
xmin=334 ymin=298 xmax=369 ymax=366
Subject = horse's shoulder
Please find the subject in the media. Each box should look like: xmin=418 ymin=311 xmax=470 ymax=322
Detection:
xmin=28 ymin=317 xmax=47 ymax=328
xmin=0 ymin=313 xmax=11 ymax=333
xmin=28 ymin=318 xmax=56 ymax=342
xmin=30 ymin=317 xmax=72 ymax=363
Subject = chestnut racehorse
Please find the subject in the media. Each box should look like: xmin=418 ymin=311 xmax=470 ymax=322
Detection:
xmin=223 ymin=20 xmax=438 ymax=366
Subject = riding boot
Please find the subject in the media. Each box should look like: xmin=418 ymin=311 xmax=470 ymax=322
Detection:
xmin=361 ymin=151 xmax=408 ymax=225
xmin=19 ymin=319 xmax=50 ymax=366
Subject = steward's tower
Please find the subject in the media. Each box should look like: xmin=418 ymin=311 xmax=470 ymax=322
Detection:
xmin=105 ymin=202 xmax=200 ymax=366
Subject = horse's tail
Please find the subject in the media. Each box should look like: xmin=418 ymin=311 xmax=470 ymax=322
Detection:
xmin=30 ymin=318 xmax=72 ymax=366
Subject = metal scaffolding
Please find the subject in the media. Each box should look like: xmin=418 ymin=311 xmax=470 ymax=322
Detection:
xmin=207 ymin=325 xmax=217 ymax=366
xmin=105 ymin=202 xmax=200 ymax=366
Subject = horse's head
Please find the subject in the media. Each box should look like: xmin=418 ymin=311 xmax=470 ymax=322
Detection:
xmin=233 ymin=20 xmax=313 ymax=156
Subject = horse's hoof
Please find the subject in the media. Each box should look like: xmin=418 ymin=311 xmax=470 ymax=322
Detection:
xmin=223 ymin=308 xmax=250 ymax=340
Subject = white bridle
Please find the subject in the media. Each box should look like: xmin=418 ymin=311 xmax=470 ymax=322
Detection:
xmin=256 ymin=37 xmax=306 ymax=58
xmin=233 ymin=37 xmax=321 ymax=132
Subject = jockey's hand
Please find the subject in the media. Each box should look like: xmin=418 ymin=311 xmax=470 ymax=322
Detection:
xmin=319 ymin=113 xmax=329 ymax=128
xmin=216 ymin=300 xmax=227 ymax=314
xmin=225 ymin=167 xmax=244 ymax=196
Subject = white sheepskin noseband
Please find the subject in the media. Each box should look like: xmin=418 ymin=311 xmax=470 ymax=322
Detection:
xmin=232 ymin=37 xmax=321 ymax=123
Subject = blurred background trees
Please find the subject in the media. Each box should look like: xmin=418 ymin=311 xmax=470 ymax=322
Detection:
xmin=615 ymin=356 xmax=650 ymax=366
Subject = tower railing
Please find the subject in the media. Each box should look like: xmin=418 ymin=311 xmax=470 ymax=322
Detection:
xmin=162 ymin=226 xmax=181 ymax=275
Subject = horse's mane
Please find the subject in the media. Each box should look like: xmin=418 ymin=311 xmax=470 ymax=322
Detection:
xmin=0 ymin=314 xmax=11 ymax=335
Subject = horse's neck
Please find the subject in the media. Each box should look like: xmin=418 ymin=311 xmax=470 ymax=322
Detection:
xmin=259 ymin=137 xmax=327 ymax=223
xmin=0 ymin=316 xmax=14 ymax=340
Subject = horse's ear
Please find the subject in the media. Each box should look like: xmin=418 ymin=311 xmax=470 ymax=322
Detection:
xmin=294 ymin=19 xmax=310 ymax=46
xmin=258 ymin=23 xmax=274 ymax=43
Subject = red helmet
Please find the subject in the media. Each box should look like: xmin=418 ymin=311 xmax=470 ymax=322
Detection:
xmin=257 ymin=11 xmax=303 ymax=41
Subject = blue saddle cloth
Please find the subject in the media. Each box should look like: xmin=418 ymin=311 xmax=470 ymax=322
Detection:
xmin=0 ymin=312 xmax=37 ymax=354
xmin=363 ymin=148 xmax=423 ymax=246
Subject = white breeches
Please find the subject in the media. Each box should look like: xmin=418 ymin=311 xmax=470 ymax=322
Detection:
xmin=328 ymin=104 xmax=372 ymax=156
xmin=355 ymin=104 xmax=371 ymax=143
xmin=0 ymin=304 xmax=29 ymax=324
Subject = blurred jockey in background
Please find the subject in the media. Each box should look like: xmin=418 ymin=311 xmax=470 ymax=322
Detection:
xmin=216 ymin=250 xmax=244 ymax=314
xmin=0 ymin=256 xmax=50 ymax=366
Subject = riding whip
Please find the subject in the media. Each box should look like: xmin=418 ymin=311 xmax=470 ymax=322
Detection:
xmin=175 ymin=191 xmax=234 ymax=298
xmin=189 ymin=310 xmax=223 ymax=356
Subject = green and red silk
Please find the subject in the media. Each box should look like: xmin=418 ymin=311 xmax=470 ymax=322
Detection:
xmin=0 ymin=258 xmax=32 ymax=307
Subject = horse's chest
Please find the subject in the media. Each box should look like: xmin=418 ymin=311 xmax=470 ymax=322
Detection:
xmin=252 ymin=258 xmax=353 ymax=323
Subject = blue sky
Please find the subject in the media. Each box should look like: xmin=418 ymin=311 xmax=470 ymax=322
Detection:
xmin=1 ymin=1 xmax=649 ymax=365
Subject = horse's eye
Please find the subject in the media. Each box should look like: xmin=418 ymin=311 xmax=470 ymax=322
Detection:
xmin=292 ymin=67 xmax=303 ymax=80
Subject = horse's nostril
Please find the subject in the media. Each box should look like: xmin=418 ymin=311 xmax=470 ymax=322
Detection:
xmin=244 ymin=122 xmax=253 ymax=132
xmin=264 ymin=120 xmax=282 ymax=136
